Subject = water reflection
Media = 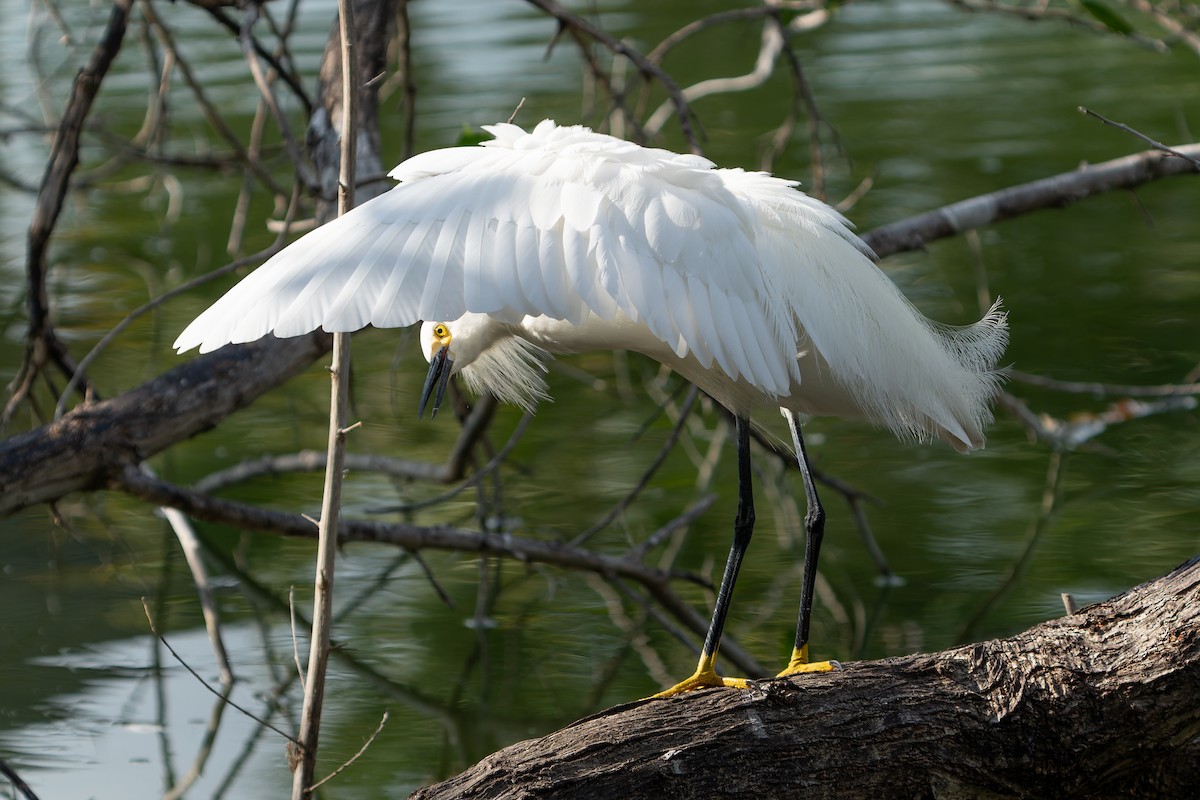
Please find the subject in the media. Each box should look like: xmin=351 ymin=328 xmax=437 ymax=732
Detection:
xmin=1 ymin=0 xmax=1197 ymax=796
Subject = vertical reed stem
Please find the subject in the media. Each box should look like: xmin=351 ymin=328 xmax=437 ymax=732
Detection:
xmin=289 ymin=0 xmax=357 ymax=795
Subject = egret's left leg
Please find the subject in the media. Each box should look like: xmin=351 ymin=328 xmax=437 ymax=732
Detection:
xmin=652 ymin=416 xmax=756 ymax=697
xmin=779 ymin=409 xmax=837 ymax=677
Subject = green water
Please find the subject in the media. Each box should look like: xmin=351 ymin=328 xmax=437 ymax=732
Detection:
xmin=1 ymin=0 xmax=1197 ymax=797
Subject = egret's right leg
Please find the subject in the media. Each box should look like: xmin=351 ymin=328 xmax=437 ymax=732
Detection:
xmin=652 ymin=416 xmax=755 ymax=697
xmin=778 ymin=408 xmax=837 ymax=677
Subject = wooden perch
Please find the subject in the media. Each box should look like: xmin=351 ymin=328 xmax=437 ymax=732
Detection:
xmin=412 ymin=559 xmax=1200 ymax=800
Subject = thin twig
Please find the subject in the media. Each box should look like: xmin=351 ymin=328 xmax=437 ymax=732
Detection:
xmin=585 ymin=574 xmax=674 ymax=693
xmin=140 ymin=598 xmax=298 ymax=744
xmin=523 ymin=0 xmax=700 ymax=151
xmin=308 ymin=711 xmax=390 ymax=792
xmin=571 ymin=386 xmax=700 ymax=547
xmin=162 ymin=682 xmax=232 ymax=800
xmin=7 ymin=0 xmax=135 ymax=428
xmin=118 ymin=464 xmax=709 ymax=586
xmin=631 ymin=493 xmax=718 ymax=562
xmin=200 ymin=3 xmax=314 ymax=115
xmin=366 ymin=411 xmax=534 ymax=514
xmin=644 ymin=17 xmax=782 ymax=138
xmin=139 ymin=0 xmax=287 ymax=197
xmin=54 ymin=188 xmax=299 ymax=420
xmin=1078 ymin=107 xmax=1200 ymax=168
xmin=0 ymin=757 xmax=42 ymax=800
xmin=956 ymin=451 xmax=1069 ymax=642
xmin=1061 ymin=593 xmax=1080 ymax=615
xmin=239 ymin=4 xmax=317 ymax=188
xmin=289 ymin=586 xmax=306 ymax=691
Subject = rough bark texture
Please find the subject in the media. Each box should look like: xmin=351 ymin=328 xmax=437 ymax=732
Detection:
xmin=412 ymin=559 xmax=1200 ymax=800
xmin=0 ymin=333 xmax=330 ymax=516
xmin=310 ymin=0 xmax=394 ymax=217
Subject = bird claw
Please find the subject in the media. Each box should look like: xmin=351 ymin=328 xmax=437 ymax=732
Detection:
xmin=651 ymin=668 xmax=749 ymax=698
xmin=773 ymin=643 xmax=840 ymax=678
xmin=776 ymin=659 xmax=839 ymax=678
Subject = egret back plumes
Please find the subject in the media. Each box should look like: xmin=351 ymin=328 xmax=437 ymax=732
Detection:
xmin=176 ymin=119 xmax=1006 ymax=450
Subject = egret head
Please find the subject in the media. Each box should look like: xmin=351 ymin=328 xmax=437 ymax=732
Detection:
xmin=418 ymin=314 xmax=550 ymax=418
xmin=419 ymin=320 xmax=456 ymax=419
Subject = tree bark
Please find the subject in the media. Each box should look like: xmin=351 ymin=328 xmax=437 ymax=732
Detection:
xmin=0 ymin=333 xmax=330 ymax=516
xmin=411 ymin=559 xmax=1200 ymax=800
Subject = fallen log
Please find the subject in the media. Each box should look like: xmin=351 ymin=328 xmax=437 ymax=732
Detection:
xmin=412 ymin=558 xmax=1200 ymax=800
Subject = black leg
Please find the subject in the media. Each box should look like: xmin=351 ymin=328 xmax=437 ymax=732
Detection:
xmin=652 ymin=415 xmax=755 ymax=696
xmin=780 ymin=408 xmax=834 ymax=675
xmin=700 ymin=414 xmax=755 ymax=659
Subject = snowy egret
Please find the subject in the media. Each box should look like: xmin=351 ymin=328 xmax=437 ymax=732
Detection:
xmin=176 ymin=120 xmax=1007 ymax=697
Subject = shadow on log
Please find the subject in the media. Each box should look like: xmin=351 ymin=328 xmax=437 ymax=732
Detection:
xmin=413 ymin=559 xmax=1200 ymax=800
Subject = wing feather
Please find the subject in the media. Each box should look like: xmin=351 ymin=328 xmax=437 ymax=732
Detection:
xmin=684 ymin=275 xmax=728 ymax=379
xmin=663 ymin=268 xmax=699 ymax=360
xmin=174 ymin=119 xmax=1005 ymax=447
xmin=462 ymin=208 xmax=492 ymax=311
xmin=702 ymin=281 xmax=743 ymax=383
xmin=487 ymin=219 xmax=528 ymax=321
xmin=174 ymin=121 xmax=805 ymax=397
xmin=419 ymin=208 xmax=468 ymax=316
xmin=370 ymin=217 xmax=436 ymax=326
xmin=265 ymin=220 xmax=372 ymax=338
xmin=514 ymin=221 xmax=549 ymax=313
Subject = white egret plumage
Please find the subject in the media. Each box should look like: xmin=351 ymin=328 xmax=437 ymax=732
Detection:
xmin=176 ymin=120 xmax=1007 ymax=696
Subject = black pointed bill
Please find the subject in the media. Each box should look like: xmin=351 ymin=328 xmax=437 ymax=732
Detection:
xmin=419 ymin=346 xmax=453 ymax=419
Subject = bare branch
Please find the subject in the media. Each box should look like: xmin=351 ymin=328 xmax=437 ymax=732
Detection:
xmin=523 ymin=0 xmax=700 ymax=151
xmin=571 ymin=386 xmax=700 ymax=547
xmin=863 ymin=143 xmax=1200 ymax=259
xmin=116 ymin=464 xmax=705 ymax=587
xmin=152 ymin=464 xmax=236 ymax=686
xmin=644 ymin=18 xmax=783 ymax=138
xmin=1008 ymin=369 xmax=1200 ymax=398
xmin=7 ymin=0 xmax=135 ymax=425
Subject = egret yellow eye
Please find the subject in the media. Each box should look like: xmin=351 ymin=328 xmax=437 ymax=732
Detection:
xmin=433 ymin=323 xmax=449 ymax=340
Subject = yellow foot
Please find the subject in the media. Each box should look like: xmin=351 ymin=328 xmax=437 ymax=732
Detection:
xmin=775 ymin=644 xmax=840 ymax=678
xmin=777 ymin=660 xmax=837 ymax=677
xmin=651 ymin=667 xmax=749 ymax=699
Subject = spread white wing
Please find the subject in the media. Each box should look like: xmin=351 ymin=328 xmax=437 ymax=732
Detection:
xmin=174 ymin=120 xmax=873 ymax=398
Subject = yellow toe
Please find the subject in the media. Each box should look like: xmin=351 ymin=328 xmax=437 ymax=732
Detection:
xmin=651 ymin=654 xmax=750 ymax=698
xmin=777 ymin=660 xmax=836 ymax=677
xmin=776 ymin=644 xmax=840 ymax=678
